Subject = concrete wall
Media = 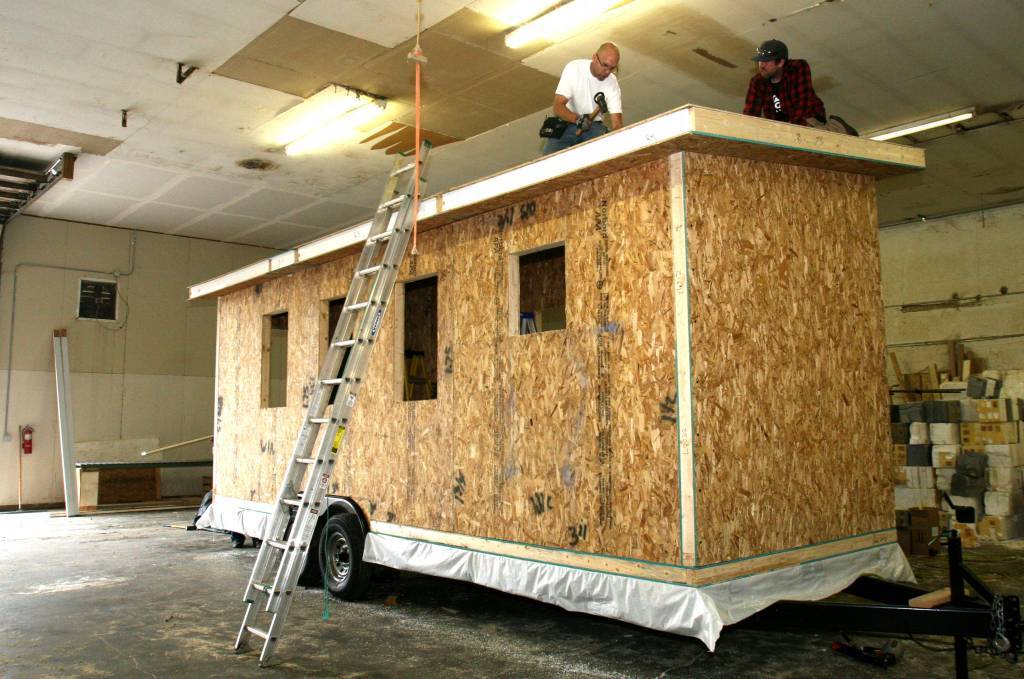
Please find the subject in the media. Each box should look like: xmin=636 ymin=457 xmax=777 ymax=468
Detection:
xmin=0 ymin=215 xmax=273 ymax=507
xmin=880 ymin=201 xmax=1024 ymax=379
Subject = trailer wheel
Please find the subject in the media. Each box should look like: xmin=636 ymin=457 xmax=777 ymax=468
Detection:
xmin=319 ymin=513 xmax=372 ymax=600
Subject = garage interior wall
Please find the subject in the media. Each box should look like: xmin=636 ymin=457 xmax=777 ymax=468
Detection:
xmin=880 ymin=201 xmax=1024 ymax=378
xmin=0 ymin=215 xmax=273 ymax=507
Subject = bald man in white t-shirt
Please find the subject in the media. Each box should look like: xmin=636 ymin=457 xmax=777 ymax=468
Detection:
xmin=543 ymin=43 xmax=624 ymax=155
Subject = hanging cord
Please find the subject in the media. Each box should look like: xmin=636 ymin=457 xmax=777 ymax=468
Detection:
xmin=321 ymin=566 xmax=331 ymax=620
xmin=408 ymin=0 xmax=427 ymax=256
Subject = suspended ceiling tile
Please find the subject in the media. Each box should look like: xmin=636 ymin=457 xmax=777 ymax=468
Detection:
xmin=221 ymin=188 xmax=318 ymax=220
xmin=154 ymin=175 xmax=252 ymax=210
xmin=282 ymin=200 xmax=369 ymax=229
xmin=458 ymin=65 xmax=558 ymax=122
xmin=43 ymin=191 xmax=139 ymax=225
xmin=77 ymin=160 xmax=182 ymax=200
xmin=214 ymin=17 xmax=390 ymax=98
xmin=115 ymin=202 xmax=206 ymax=232
xmin=406 ymin=96 xmax=507 ymax=141
xmin=362 ymin=32 xmax=518 ymax=106
xmin=174 ymin=212 xmax=266 ymax=240
xmin=292 ymin=0 xmax=470 ymax=48
xmin=429 ymin=6 xmax=539 ymax=60
xmin=235 ymin=221 xmax=323 ymax=249
xmin=0 ymin=117 xmax=121 ymax=156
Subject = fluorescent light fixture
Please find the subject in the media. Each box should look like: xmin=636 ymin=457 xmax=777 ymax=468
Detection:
xmin=505 ymin=0 xmax=625 ymax=48
xmin=260 ymin=85 xmax=389 ymax=156
xmin=481 ymin=0 xmax=561 ymax=25
xmin=285 ymin=99 xmax=388 ymax=156
xmin=868 ymin=107 xmax=975 ymax=141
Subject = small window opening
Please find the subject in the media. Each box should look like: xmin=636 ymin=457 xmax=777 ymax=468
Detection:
xmin=403 ymin=276 xmax=438 ymax=401
xmin=262 ymin=312 xmax=288 ymax=408
xmin=78 ymin=279 xmax=117 ymax=321
xmin=516 ymin=245 xmax=565 ymax=334
xmin=324 ymin=297 xmax=350 ymax=404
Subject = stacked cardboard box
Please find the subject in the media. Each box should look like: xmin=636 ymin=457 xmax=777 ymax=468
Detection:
xmin=892 ymin=389 xmax=1024 ymax=547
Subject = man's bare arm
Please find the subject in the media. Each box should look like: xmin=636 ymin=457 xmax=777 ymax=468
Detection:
xmin=608 ymin=113 xmax=623 ymax=130
xmin=553 ymin=94 xmax=578 ymax=124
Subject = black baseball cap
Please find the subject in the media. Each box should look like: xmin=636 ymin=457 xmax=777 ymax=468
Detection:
xmin=752 ymin=39 xmax=788 ymax=62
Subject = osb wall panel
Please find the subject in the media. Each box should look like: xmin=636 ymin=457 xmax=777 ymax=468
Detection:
xmin=214 ymin=160 xmax=680 ymax=564
xmin=684 ymin=152 xmax=892 ymax=566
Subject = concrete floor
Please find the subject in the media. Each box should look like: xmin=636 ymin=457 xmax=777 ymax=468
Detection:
xmin=1 ymin=508 xmax=1022 ymax=678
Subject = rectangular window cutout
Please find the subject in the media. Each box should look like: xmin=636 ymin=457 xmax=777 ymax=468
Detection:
xmin=324 ymin=297 xmax=349 ymax=404
xmin=402 ymin=276 xmax=438 ymax=401
xmin=515 ymin=245 xmax=566 ymax=335
xmin=262 ymin=312 xmax=288 ymax=408
xmin=78 ymin=279 xmax=117 ymax=321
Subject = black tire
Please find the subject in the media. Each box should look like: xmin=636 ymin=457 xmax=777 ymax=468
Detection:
xmin=318 ymin=513 xmax=372 ymax=600
xmin=230 ymin=531 xmax=246 ymax=548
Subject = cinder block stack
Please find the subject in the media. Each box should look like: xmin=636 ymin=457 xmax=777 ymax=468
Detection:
xmin=891 ymin=376 xmax=1024 ymax=548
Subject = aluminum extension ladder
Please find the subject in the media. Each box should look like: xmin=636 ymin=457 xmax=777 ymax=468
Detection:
xmin=234 ymin=140 xmax=432 ymax=666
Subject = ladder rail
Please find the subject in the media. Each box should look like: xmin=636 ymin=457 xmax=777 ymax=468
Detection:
xmin=235 ymin=142 xmax=431 ymax=664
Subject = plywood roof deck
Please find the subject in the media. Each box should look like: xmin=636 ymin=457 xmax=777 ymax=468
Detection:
xmin=189 ymin=104 xmax=924 ymax=300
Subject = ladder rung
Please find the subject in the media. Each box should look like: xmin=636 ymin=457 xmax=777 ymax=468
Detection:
xmin=309 ymin=417 xmax=330 ymax=424
xmin=295 ymin=457 xmax=316 ymax=465
xmin=321 ymin=378 xmax=344 ymax=385
xmin=281 ymin=498 xmax=301 ymax=506
xmin=391 ymin=162 xmax=415 ymax=176
xmin=246 ymin=626 xmax=270 ymax=641
xmin=253 ymin=582 xmax=274 ymax=595
xmin=358 ymin=264 xmax=384 ymax=277
xmin=345 ymin=301 xmax=371 ymax=312
xmin=332 ymin=339 xmax=356 ymax=348
xmin=366 ymin=231 xmax=392 ymax=244
xmin=268 ymin=539 xmax=289 ymax=551
xmin=379 ymin=195 xmax=406 ymax=210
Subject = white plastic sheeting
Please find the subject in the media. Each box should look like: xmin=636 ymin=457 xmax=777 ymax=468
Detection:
xmin=196 ymin=495 xmax=270 ymax=538
xmin=364 ymin=532 xmax=915 ymax=651
xmin=200 ymin=494 xmax=914 ymax=650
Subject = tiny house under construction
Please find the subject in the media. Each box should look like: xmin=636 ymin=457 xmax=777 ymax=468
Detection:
xmin=191 ymin=104 xmax=925 ymax=648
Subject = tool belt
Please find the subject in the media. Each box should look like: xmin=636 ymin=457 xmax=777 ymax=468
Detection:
xmin=539 ymin=116 xmax=569 ymax=138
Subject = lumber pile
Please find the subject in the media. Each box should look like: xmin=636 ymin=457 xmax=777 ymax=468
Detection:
xmin=891 ymin=365 xmax=1024 ymax=549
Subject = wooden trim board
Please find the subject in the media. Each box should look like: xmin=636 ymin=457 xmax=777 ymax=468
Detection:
xmin=190 ymin=105 xmax=924 ymax=300
xmin=371 ymin=521 xmax=896 ymax=586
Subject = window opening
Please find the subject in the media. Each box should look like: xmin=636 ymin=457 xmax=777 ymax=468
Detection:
xmin=262 ymin=312 xmax=288 ymax=408
xmin=516 ymin=245 xmax=565 ymax=334
xmin=402 ymin=276 xmax=438 ymax=401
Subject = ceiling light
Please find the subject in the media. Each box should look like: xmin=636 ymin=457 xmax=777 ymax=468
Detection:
xmin=868 ymin=107 xmax=975 ymax=141
xmin=505 ymin=0 xmax=626 ymax=49
xmin=285 ymin=101 xmax=387 ymax=156
xmin=483 ymin=0 xmax=562 ymax=26
xmin=260 ymin=85 xmax=388 ymax=156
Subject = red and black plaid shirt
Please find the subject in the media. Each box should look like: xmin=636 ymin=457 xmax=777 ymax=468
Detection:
xmin=742 ymin=59 xmax=825 ymax=126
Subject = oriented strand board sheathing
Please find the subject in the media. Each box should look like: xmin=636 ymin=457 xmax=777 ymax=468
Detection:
xmin=214 ymin=160 xmax=680 ymax=565
xmin=684 ymin=152 xmax=892 ymax=565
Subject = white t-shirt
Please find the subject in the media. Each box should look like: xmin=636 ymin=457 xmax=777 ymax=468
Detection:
xmin=554 ymin=59 xmax=622 ymax=123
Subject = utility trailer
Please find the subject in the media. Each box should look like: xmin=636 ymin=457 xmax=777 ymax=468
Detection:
xmin=193 ymin=104 xmax=943 ymax=650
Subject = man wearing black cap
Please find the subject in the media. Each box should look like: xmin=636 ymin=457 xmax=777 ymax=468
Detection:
xmin=743 ymin=39 xmax=856 ymax=134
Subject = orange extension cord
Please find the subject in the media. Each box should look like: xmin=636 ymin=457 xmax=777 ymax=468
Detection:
xmin=410 ymin=1 xmax=425 ymax=255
